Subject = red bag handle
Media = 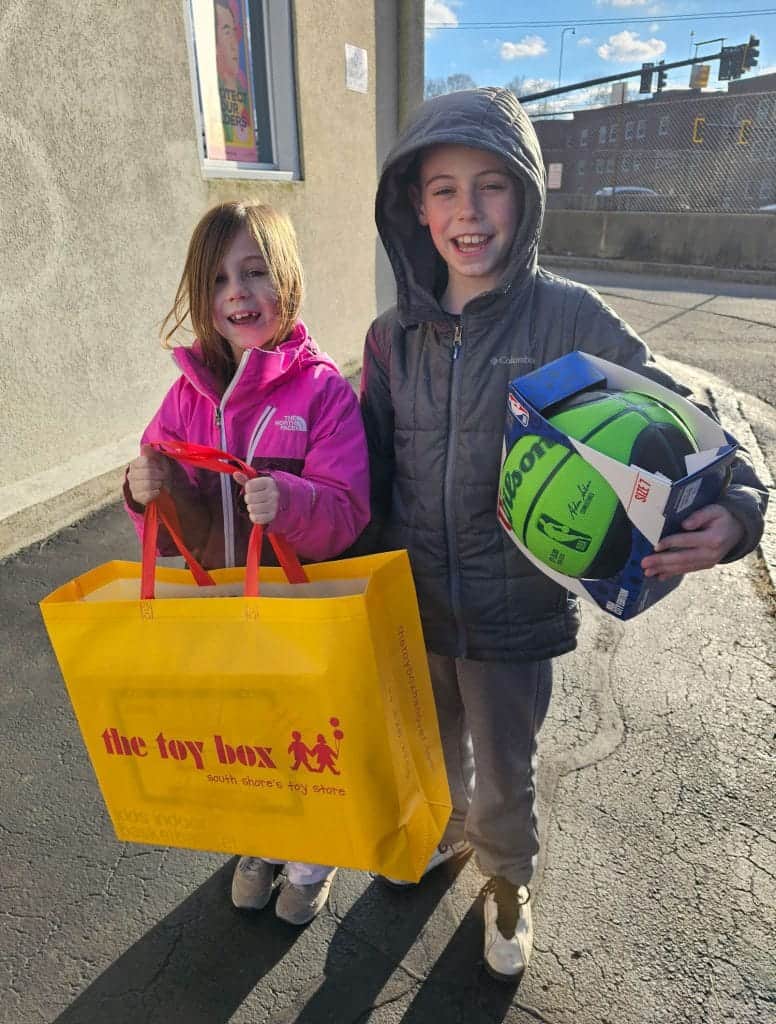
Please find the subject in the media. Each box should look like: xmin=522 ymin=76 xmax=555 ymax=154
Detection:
xmin=141 ymin=440 xmax=309 ymax=598
xmin=141 ymin=490 xmax=216 ymax=599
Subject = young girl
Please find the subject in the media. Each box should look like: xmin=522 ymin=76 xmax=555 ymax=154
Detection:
xmin=125 ymin=200 xmax=370 ymax=926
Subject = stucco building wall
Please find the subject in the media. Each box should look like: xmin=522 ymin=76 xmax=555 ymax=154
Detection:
xmin=0 ymin=0 xmax=423 ymax=558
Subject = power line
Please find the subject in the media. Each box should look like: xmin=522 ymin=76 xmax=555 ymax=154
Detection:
xmin=427 ymin=9 xmax=776 ymax=31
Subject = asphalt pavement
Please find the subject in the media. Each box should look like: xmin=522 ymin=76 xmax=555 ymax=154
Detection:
xmin=2 ymin=387 xmax=774 ymax=1023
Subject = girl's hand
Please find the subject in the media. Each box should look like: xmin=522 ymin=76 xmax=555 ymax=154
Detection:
xmin=641 ymin=504 xmax=745 ymax=582
xmin=234 ymin=472 xmax=280 ymax=525
xmin=127 ymin=445 xmax=172 ymax=506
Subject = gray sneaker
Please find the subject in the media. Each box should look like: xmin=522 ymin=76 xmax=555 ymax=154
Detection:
xmin=231 ymin=857 xmax=278 ymax=910
xmin=380 ymin=840 xmax=473 ymax=888
xmin=275 ymin=869 xmax=337 ymax=925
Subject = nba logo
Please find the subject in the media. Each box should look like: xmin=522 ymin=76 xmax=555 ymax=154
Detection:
xmin=508 ymin=393 xmax=530 ymax=427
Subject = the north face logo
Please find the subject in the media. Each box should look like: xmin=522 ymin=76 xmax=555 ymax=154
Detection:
xmin=275 ymin=415 xmax=307 ymax=432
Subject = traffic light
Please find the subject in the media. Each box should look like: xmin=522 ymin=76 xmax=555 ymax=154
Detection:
xmin=719 ymin=45 xmax=746 ymax=80
xmin=656 ymin=61 xmax=668 ymax=92
xmin=744 ymin=35 xmax=760 ymax=69
xmin=719 ymin=47 xmax=732 ymax=80
xmin=730 ymin=45 xmax=746 ymax=79
xmin=639 ymin=62 xmax=654 ymax=94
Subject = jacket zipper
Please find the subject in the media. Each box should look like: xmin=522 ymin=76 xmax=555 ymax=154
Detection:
xmin=443 ymin=320 xmax=466 ymax=656
xmin=215 ymin=355 xmax=250 ymax=568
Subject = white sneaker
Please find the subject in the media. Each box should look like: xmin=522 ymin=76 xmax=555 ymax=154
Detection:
xmin=483 ymin=878 xmax=533 ymax=981
xmin=380 ymin=840 xmax=473 ymax=887
xmin=231 ymin=857 xmax=278 ymax=910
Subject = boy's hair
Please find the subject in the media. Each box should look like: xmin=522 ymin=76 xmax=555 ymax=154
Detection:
xmin=161 ymin=201 xmax=303 ymax=380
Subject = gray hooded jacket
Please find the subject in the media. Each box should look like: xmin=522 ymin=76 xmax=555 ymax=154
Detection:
xmin=360 ymin=87 xmax=767 ymax=661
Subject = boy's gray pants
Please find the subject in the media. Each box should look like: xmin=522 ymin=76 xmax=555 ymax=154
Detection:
xmin=428 ymin=652 xmax=553 ymax=888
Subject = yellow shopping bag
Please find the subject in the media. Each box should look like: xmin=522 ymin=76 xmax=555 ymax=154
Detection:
xmin=40 ymin=443 xmax=451 ymax=881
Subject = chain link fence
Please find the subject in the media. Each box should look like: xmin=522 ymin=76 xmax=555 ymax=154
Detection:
xmin=531 ymin=74 xmax=776 ymax=214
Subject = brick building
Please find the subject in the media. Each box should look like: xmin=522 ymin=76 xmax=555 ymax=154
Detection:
xmin=534 ymin=71 xmax=776 ymax=211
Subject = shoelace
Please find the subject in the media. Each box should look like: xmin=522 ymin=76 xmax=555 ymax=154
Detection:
xmin=484 ymin=877 xmax=529 ymax=938
xmin=240 ymin=857 xmax=268 ymax=874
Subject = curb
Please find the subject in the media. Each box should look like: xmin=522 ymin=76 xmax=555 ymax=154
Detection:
xmin=540 ymin=253 xmax=776 ymax=288
xmin=706 ymin=386 xmax=775 ymax=596
xmin=659 ymin=356 xmax=776 ymax=597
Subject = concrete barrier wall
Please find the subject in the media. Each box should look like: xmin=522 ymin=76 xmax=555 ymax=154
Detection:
xmin=541 ymin=211 xmax=776 ymax=273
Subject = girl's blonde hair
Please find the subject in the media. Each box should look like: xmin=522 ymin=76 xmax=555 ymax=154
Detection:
xmin=161 ymin=201 xmax=303 ymax=381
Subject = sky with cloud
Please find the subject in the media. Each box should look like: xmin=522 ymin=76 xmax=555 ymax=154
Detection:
xmin=425 ymin=0 xmax=775 ymax=105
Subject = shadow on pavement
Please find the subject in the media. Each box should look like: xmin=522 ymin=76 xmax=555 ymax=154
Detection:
xmin=52 ymin=860 xmax=299 ymax=1024
xmin=290 ymin=859 xmax=519 ymax=1024
xmin=400 ymin=891 xmax=523 ymax=1023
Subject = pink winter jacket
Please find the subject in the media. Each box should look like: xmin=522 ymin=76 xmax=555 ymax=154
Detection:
xmin=124 ymin=321 xmax=370 ymax=569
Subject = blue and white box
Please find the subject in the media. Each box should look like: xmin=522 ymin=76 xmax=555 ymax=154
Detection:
xmin=497 ymin=352 xmax=739 ymax=620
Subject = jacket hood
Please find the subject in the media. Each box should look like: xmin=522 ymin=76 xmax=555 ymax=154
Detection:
xmin=172 ymin=320 xmax=338 ymax=404
xmin=375 ymin=87 xmax=546 ymax=323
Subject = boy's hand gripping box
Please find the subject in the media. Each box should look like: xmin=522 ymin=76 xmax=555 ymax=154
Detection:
xmin=497 ymin=352 xmax=739 ymax=620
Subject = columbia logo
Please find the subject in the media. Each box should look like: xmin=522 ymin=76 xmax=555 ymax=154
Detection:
xmin=276 ymin=415 xmax=307 ymax=432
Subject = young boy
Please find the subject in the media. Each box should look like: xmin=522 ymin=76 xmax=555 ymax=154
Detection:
xmin=359 ymin=88 xmax=767 ymax=980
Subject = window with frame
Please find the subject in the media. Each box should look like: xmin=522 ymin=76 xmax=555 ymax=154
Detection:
xmin=577 ymin=160 xmax=586 ymax=175
xmin=606 ymin=157 xmax=615 ymax=175
xmin=658 ymin=115 xmax=670 ymax=136
xmin=608 ymin=124 xmax=618 ymax=143
xmin=596 ymin=157 xmax=605 ymax=174
xmin=625 ymin=120 xmax=634 ymax=141
xmin=622 ymin=153 xmax=632 ymax=172
xmin=580 ymin=128 xmax=589 ymax=147
xmin=598 ymin=125 xmax=608 ymax=144
xmin=185 ymin=0 xmax=300 ymax=180
xmin=636 ymin=119 xmax=647 ymax=141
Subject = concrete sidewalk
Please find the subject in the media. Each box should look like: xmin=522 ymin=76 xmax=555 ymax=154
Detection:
xmin=2 ymin=503 xmax=774 ymax=1022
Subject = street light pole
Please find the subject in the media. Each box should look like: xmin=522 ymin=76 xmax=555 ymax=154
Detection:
xmin=558 ymin=26 xmax=576 ymax=87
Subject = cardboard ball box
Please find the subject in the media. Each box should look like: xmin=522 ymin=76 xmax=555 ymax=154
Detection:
xmin=497 ymin=352 xmax=739 ymax=620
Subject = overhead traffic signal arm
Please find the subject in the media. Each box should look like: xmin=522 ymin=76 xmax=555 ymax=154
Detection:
xmin=519 ymin=41 xmax=762 ymax=104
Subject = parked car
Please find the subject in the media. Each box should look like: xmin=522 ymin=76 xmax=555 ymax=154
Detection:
xmin=594 ymin=185 xmax=688 ymax=212
xmin=594 ymin=186 xmax=660 ymax=198
xmin=756 ymin=203 xmax=776 ymax=213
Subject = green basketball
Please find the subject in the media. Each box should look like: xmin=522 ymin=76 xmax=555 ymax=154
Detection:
xmin=499 ymin=390 xmax=698 ymax=579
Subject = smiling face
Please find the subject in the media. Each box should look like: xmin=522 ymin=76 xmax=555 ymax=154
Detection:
xmin=215 ymin=3 xmax=240 ymax=88
xmin=212 ymin=227 xmax=280 ymax=362
xmin=414 ymin=144 xmax=522 ymax=313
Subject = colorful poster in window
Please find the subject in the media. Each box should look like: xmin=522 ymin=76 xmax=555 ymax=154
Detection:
xmin=192 ymin=0 xmax=258 ymax=163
